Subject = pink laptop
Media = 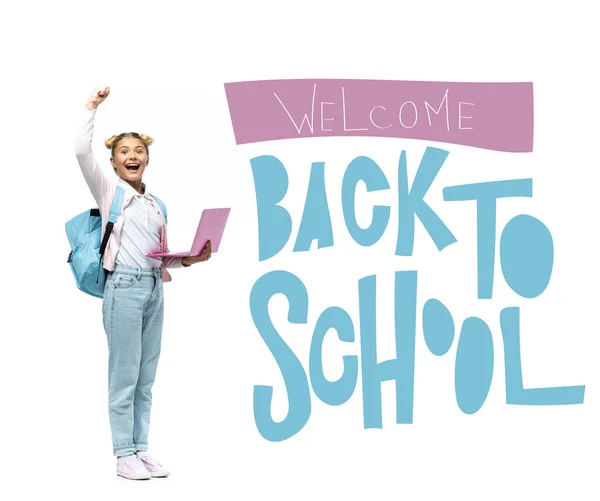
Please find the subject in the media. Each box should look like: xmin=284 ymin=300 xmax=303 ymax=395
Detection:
xmin=147 ymin=207 xmax=231 ymax=258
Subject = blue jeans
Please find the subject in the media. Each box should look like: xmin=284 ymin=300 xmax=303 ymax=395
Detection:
xmin=102 ymin=265 xmax=164 ymax=457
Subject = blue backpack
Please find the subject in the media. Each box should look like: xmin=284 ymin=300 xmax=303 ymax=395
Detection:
xmin=66 ymin=186 xmax=167 ymax=298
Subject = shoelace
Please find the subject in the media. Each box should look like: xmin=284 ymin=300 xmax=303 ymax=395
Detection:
xmin=139 ymin=456 xmax=161 ymax=468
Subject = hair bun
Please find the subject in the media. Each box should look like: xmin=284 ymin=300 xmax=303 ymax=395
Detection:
xmin=104 ymin=135 xmax=118 ymax=149
xmin=140 ymin=134 xmax=154 ymax=146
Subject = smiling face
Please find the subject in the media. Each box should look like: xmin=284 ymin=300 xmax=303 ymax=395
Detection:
xmin=110 ymin=137 xmax=149 ymax=186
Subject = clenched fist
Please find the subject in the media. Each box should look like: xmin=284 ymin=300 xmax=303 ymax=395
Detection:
xmin=86 ymin=86 xmax=110 ymax=110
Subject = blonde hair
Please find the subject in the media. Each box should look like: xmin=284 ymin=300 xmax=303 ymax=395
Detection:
xmin=105 ymin=132 xmax=154 ymax=157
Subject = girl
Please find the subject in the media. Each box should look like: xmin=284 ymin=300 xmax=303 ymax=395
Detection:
xmin=75 ymin=86 xmax=210 ymax=480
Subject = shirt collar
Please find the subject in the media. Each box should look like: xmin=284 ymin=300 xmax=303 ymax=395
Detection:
xmin=118 ymin=179 xmax=151 ymax=199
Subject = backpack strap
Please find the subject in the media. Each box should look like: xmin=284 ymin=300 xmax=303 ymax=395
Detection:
xmin=150 ymin=193 xmax=168 ymax=223
xmin=99 ymin=185 xmax=126 ymax=258
xmin=96 ymin=185 xmax=125 ymax=284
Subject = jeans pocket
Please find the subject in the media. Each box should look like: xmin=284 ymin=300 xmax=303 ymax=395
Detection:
xmin=114 ymin=274 xmax=136 ymax=290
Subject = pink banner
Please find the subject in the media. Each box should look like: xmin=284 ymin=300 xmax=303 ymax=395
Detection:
xmin=224 ymin=79 xmax=533 ymax=152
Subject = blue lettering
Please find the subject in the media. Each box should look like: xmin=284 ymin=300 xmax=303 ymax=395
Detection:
xmin=250 ymin=270 xmax=311 ymax=441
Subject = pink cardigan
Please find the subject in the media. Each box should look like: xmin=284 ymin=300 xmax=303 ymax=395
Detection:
xmin=74 ymin=107 xmax=183 ymax=281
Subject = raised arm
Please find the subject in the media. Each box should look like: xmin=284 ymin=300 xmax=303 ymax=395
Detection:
xmin=74 ymin=86 xmax=113 ymax=206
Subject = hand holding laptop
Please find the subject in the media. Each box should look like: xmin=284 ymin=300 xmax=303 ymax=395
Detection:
xmin=181 ymin=240 xmax=211 ymax=267
xmin=146 ymin=207 xmax=231 ymax=264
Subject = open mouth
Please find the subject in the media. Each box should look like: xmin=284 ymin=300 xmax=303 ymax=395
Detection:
xmin=125 ymin=163 xmax=140 ymax=172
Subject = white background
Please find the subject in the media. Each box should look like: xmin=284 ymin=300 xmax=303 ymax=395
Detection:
xmin=1 ymin=1 xmax=598 ymax=499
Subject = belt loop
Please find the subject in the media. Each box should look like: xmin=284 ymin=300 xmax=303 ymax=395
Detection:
xmin=136 ymin=268 xmax=141 ymax=281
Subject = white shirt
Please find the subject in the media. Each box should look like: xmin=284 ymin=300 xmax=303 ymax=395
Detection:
xmin=115 ymin=180 xmax=171 ymax=270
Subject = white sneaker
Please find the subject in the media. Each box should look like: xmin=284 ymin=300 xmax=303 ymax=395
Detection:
xmin=116 ymin=454 xmax=152 ymax=480
xmin=136 ymin=452 xmax=171 ymax=477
